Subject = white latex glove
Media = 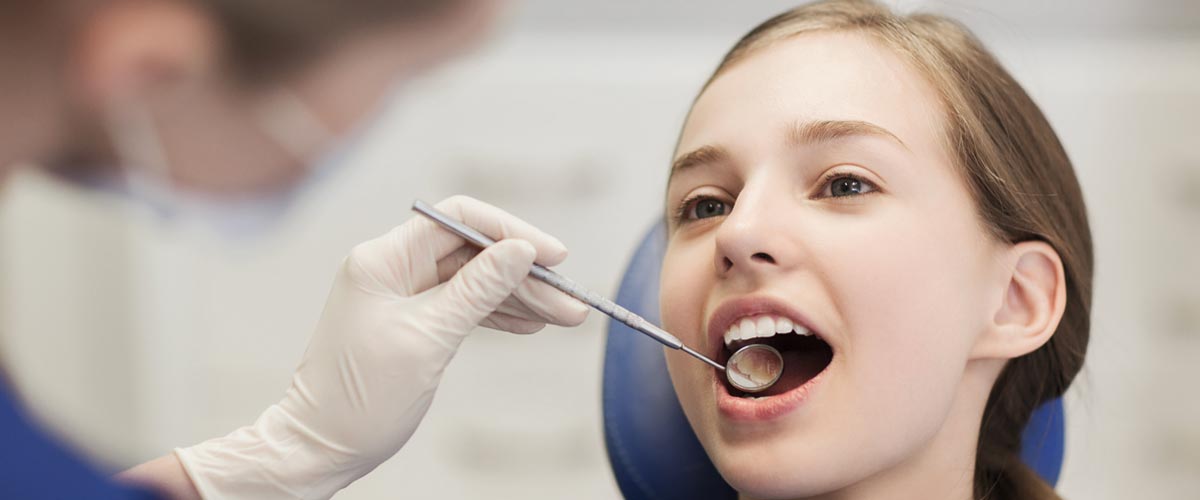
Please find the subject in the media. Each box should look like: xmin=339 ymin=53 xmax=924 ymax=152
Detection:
xmin=175 ymin=196 xmax=589 ymax=499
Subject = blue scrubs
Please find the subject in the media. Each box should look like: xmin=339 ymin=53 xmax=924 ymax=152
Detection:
xmin=1 ymin=379 xmax=162 ymax=499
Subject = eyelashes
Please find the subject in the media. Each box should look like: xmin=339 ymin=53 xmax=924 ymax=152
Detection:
xmin=670 ymin=169 xmax=881 ymax=226
xmin=673 ymin=193 xmax=731 ymax=223
xmin=819 ymin=171 xmax=877 ymax=198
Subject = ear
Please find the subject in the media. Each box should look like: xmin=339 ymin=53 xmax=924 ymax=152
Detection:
xmin=972 ymin=240 xmax=1067 ymax=360
xmin=72 ymin=0 xmax=219 ymax=107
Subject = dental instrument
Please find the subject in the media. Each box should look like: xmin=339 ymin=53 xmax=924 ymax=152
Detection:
xmin=411 ymin=200 xmax=784 ymax=392
xmin=725 ymin=344 xmax=784 ymax=393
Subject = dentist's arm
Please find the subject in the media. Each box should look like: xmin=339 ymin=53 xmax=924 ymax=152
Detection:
xmin=119 ymin=196 xmax=588 ymax=499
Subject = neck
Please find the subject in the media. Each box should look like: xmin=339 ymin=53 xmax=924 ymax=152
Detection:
xmin=744 ymin=358 xmax=1004 ymax=500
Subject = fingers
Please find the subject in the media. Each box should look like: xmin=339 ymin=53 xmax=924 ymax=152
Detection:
xmin=505 ymin=279 xmax=590 ymax=327
xmin=396 ymin=196 xmax=569 ymax=294
xmin=445 ymin=247 xmax=589 ymax=327
xmin=480 ymin=312 xmax=547 ymax=334
xmin=436 ymin=238 xmax=538 ymax=333
xmin=422 ymin=195 xmax=568 ymax=266
xmin=437 ymin=245 xmax=480 ymax=284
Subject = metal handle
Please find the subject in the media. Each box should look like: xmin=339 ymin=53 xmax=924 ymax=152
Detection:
xmin=411 ymin=199 xmax=722 ymax=370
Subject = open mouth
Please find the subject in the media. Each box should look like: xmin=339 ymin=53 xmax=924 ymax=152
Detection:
xmin=718 ymin=314 xmax=834 ymax=398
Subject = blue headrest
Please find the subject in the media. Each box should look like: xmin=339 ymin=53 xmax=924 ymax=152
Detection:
xmin=602 ymin=222 xmax=1064 ymax=500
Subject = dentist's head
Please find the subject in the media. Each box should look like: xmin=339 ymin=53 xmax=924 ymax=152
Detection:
xmin=0 ymin=0 xmax=500 ymax=222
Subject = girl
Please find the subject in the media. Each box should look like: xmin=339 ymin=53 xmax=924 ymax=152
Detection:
xmin=659 ymin=1 xmax=1092 ymax=498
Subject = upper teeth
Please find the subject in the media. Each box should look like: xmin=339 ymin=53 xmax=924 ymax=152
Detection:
xmin=722 ymin=314 xmax=811 ymax=346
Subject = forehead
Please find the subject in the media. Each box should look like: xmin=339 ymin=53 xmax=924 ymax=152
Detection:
xmin=677 ymin=31 xmax=946 ymax=159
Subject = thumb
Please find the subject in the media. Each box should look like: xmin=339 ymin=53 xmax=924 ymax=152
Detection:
xmin=436 ymin=238 xmax=538 ymax=332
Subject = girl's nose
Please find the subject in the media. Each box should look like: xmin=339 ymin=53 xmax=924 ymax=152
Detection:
xmin=713 ymin=181 xmax=797 ymax=279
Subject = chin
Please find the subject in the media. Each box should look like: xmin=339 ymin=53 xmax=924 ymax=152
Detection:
xmin=705 ymin=437 xmax=860 ymax=500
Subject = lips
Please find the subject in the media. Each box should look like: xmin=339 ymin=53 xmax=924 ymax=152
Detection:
xmin=705 ymin=295 xmax=835 ymax=421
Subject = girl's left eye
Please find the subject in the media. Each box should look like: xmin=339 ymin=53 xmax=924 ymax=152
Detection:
xmin=688 ymin=198 xmax=730 ymax=219
xmin=823 ymin=174 xmax=877 ymax=198
xmin=675 ymin=195 xmax=731 ymax=223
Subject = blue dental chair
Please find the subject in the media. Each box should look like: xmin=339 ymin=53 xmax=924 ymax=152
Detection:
xmin=602 ymin=222 xmax=1066 ymax=500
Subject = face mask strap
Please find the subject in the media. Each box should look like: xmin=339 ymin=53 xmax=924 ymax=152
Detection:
xmin=105 ymin=97 xmax=172 ymax=183
xmin=103 ymin=97 xmax=182 ymax=215
xmin=253 ymin=89 xmax=336 ymax=168
xmin=95 ymin=88 xmax=343 ymax=239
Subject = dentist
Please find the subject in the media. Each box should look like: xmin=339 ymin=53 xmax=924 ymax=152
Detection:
xmin=0 ymin=0 xmax=587 ymax=498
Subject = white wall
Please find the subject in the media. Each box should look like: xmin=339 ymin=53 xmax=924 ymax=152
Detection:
xmin=1 ymin=16 xmax=1198 ymax=500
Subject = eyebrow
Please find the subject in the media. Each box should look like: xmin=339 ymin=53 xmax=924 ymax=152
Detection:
xmin=669 ymin=119 xmax=907 ymax=177
xmin=786 ymin=119 xmax=908 ymax=150
xmin=669 ymin=144 xmax=731 ymax=176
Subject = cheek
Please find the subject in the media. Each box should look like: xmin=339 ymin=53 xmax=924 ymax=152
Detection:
xmin=659 ymin=240 xmax=717 ymax=427
xmin=660 ymin=241 xmax=713 ymax=345
xmin=824 ymin=196 xmax=992 ymax=447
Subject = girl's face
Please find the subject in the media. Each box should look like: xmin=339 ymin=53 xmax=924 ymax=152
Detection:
xmin=662 ymin=31 xmax=1007 ymax=498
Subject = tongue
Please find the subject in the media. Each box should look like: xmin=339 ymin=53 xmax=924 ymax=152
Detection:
xmin=752 ymin=347 xmax=829 ymax=397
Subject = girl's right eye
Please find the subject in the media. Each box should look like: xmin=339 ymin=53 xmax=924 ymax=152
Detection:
xmin=684 ymin=196 xmax=731 ymax=221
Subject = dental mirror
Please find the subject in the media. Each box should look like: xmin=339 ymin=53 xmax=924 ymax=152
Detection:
xmin=726 ymin=344 xmax=784 ymax=393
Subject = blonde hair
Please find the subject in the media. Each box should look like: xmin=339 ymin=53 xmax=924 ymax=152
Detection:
xmin=693 ymin=1 xmax=1093 ymax=498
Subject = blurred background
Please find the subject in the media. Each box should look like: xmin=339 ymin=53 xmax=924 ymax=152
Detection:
xmin=1 ymin=0 xmax=1198 ymax=498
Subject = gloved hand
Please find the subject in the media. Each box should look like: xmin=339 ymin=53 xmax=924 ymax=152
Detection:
xmin=174 ymin=195 xmax=589 ymax=499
